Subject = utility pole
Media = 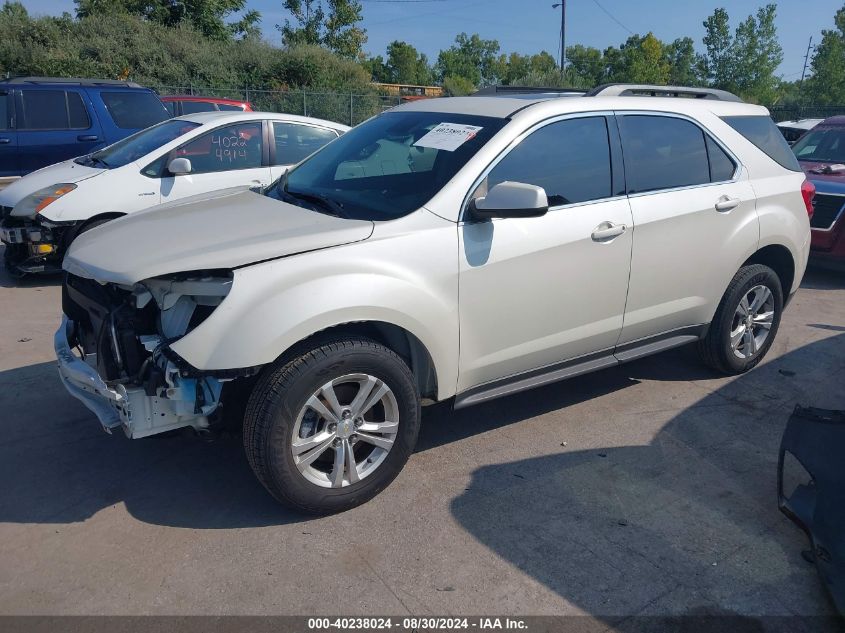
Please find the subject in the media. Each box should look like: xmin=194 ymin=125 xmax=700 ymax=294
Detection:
xmin=799 ymin=36 xmax=813 ymax=90
xmin=553 ymin=1 xmax=567 ymax=72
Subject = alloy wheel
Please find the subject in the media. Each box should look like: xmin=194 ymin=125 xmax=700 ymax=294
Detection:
xmin=729 ymin=284 xmax=775 ymax=359
xmin=291 ymin=373 xmax=399 ymax=488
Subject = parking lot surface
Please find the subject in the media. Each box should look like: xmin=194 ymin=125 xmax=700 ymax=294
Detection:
xmin=0 ymin=245 xmax=843 ymax=623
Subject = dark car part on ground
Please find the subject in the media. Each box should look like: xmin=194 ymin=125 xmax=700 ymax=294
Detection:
xmin=778 ymin=405 xmax=845 ymax=615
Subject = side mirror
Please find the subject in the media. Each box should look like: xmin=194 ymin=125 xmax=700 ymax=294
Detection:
xmin=469 ymin=181 xmax=549 ymax=220
xmin=167 ymin=157 xmax=192 ymax=175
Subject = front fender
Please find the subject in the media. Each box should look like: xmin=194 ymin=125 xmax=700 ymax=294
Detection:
xmin=170 ymin=212 xmax=460 ymax=401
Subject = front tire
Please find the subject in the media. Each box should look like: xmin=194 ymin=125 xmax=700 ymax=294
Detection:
xmin=699 ymin=264 xmax=783 ymax=375
xmin=243 ymin=338 xmax=421 ymax=514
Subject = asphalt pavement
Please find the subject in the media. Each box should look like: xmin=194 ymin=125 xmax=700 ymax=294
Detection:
xmin=0 ymin=245 xmax=843 ymax=625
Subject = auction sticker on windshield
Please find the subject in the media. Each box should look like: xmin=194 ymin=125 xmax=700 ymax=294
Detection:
xmin=413 ymin=123 xmax=483 ymax=151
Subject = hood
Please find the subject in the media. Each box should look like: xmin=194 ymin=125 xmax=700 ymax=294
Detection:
xmin=0 ymin=159 xmax=104 ymax=212
xmin=800 ymin=160 xmax=845 ymax=186
xmin=64 ymin=188 xmax=374 ymax=285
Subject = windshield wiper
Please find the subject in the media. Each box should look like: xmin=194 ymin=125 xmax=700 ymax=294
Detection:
xmin=284 ymin=188 xmax=347 ymax=218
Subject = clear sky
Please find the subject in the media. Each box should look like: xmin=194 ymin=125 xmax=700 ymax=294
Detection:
xmin=19 ymin=0 xmax=844 ymax=80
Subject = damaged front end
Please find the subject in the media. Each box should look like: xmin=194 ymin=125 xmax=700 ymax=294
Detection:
xmin=1 ymin=215 xmax=72 ymax=275
xmin=56 ymin=270 xmax=256 ymax=438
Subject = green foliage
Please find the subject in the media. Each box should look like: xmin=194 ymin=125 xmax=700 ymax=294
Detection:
xmin=804 ymin=4 xmax=845 ymax=105
xmin=699 ymin=4 xmax=783 ymax=103
xmin=0 ymin=7 xmax=374 ymax=95
xmin=279 ymin=0 xmax=366 ymax=59
xmin=373 ymin=41 xmax=432 ymax=85
xmin=496 ymin=51 xmax=557 ymax=85
xmin=75 ymin=0 xmax=258 ymax=40
xmin=666 ymin=37 xmax=699 ymax=86
xmin=436 ymin=33 xmax=500 ymax=86
xmin=441 ymin=75 xmax=475 ymax=96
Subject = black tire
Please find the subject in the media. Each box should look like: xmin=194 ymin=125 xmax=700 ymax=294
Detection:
xmin=243 ymin=338 xmax=421 ymax=514
xmin=66 ymin=216 xmax=116 ymax=249
xmin=698 ymin=264 xmax=784 ymax=375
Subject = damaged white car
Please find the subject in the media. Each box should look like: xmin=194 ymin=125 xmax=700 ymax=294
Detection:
xmin=57 ymin=85 xmax=811 ymax=513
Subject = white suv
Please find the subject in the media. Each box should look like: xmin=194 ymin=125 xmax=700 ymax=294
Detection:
xmin=55 ymin=84 xmax=813 ymax=513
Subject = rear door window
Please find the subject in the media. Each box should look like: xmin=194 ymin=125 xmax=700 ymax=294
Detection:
xmin=479 ymin=116 xmax=613 ymax=206
xmin=706 ymin=136 xmax=737 ymax=182
xmin=272 ymin=122 xmax=339 ymax=165
xmin=17 ymin=89 xmax=90 ymax=130
xmin=0 ymin=90 xmax=9 ymax=129
xmin=619 ymin=115 xmax=711 ymax=194
xmin=722 ymin=115 xmax=801 ymax=171
xmin=100 ymin=91 xmax=170 ymax=129
xmin=181 ymin=101 xmax=217 ymax=114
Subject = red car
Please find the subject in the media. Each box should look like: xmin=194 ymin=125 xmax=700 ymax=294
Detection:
xmin=792 ymin=115 xmax=845 ymax=267
xmin=160 ymin=95 xmax=253 ymax=116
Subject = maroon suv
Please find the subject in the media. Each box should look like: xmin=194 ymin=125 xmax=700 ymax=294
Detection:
xmin=792 ymin=116 xmax=845 ymax=267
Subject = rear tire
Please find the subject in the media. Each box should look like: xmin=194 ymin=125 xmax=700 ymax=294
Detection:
xmin=243 ymin=338 xmax=420 ymax=514
xmin=698 ymin=264 xmax=783 ymax=375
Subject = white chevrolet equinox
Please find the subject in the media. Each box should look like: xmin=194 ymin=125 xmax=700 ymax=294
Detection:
xmin=56 ymin=84 xmax=814 ymax=513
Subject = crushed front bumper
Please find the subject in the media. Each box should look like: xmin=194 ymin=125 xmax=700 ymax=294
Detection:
xmin=1 ymin=218 xmax=65 ymax=274
xmin=55 ymin=316 xmax=220 ymax=438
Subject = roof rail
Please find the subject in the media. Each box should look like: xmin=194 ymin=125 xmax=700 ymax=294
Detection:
xmin=586 ymin=83 xmax=743 ymax=102
xmin=0 ymin=76 xmax=145 ymax=89
xmin=472 ymin=85 xmax=588 ymax=97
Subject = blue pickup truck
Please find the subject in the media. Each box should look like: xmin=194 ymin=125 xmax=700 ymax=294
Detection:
xmin=0 ymin=77 xmax=170 ymax=179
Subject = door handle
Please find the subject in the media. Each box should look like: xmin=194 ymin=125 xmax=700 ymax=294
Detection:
xmin=77 ymin=134 xmax=99 ymax=142
xmin=0 ymin=138 xmax=10 ymax=144
xmin=591 ymin=221 xmax=627 ymax=242
xmin=715 ymin=196 xmax=740 ymax=212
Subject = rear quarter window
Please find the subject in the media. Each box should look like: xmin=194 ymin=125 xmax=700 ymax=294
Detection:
xmin=100 ymin=91 xmax=170 ymax=129
xmin=722 ymin=115 xmax=801 ymax=171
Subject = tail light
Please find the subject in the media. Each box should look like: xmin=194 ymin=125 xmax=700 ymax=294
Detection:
xmin=801 ymin=179 xmax=816 ymax=219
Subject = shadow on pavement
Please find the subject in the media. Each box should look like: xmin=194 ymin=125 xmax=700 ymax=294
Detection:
xmin=450 ymin=334 xmax=845 ymax=623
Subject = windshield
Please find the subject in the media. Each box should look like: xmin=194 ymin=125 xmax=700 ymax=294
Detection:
xmin=75 ymin=119 xmax=200 ymax=169
xmin=266 ymin=111 xmax=508 ymax=220
xmin=792 ymin=126 xmax=845 ymax=163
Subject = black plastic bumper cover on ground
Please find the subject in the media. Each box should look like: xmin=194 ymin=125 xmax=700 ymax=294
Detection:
xmin=778 ymin=405 xmax=845 ymax=615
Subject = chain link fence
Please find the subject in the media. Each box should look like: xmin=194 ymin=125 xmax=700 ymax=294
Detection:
xmin=768 ymin=105 xmax=845 ymax=123
xmin=152 ymin=85 xmax=404 ymax=126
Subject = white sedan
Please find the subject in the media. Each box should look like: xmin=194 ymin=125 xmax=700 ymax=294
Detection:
xmin=0 ymin=111 xmax=348 ymax=275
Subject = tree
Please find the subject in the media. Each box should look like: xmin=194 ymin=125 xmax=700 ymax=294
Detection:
xmin=384 ymin=40 xmax=432 ymax=85
xmin=805 ymin=4 xmax=845 ymax=104
xmin=75 ymin=0 xmax=259 ymax=40
xmin=436 ymin=33 xmax=500 ymax=86
xmin=731 ymin=4 xmax=782 ymax=103
xmin=442 ymin=75 xmax=475 ymax=96
xmin=700 ymin=7 xmax=733 ymax=88
xmin=565 ymin=44 xmax=604 ymax=86
xmin=627 ymin=32 xmax=670 ymax=84
xmin=279 ymin=0 xmax=366 ymax=59
xmin=667 ymin=37 xmax=699 ymax=86
xmin=698 ymin=5 xmax=783 ymax=102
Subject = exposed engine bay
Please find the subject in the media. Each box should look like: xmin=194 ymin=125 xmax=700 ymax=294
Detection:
xmin=59 ymin=270 xmax=256 ymax=438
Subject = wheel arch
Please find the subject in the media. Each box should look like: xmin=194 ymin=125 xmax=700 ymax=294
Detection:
xmin=742 ymin=244 xmax=795 ymax=300
xmin=275 ymin=321 xmax=439 ymax=401
xmin=63 ymin=212 xmax=126 ymax=250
